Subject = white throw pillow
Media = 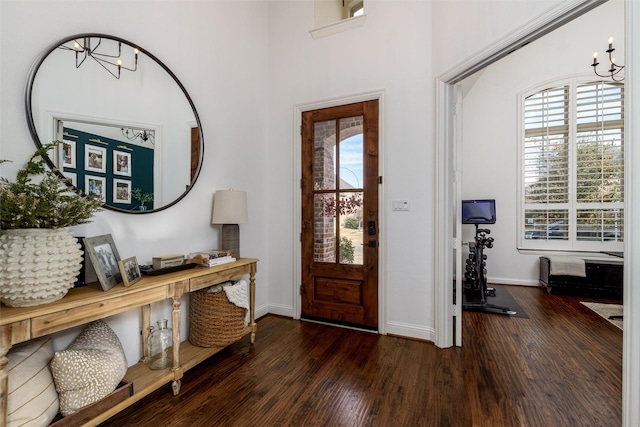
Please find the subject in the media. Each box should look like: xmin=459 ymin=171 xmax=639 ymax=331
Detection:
xmin=50 ymin=320 xmax=128 ymax=416
xmin=7 ymin=336 xmax=59 ymax=427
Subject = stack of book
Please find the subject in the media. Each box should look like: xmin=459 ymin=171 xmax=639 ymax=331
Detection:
xmin=187 ymin=250 xmax=236 ymax=267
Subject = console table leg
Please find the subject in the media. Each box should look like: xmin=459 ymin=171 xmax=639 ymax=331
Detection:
xmin=171 ymin=281 xmax=186 ymax=395
xmin=250 ymin=268 xmax=256 ymax=344
xmin=0 ymin=325 xmax=11 ymax=427
xmin=141 ymin=305 xmax=151 ymax=364
xmin=172 ymin=380 xmax=181 ymax=396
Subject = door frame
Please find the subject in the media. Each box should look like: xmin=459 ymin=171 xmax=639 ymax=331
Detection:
xmin=294 ymin=90 xmax=386 ymax=334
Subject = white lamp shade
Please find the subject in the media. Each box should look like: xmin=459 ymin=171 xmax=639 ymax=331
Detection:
xmin=211 ymin=190 xmax=248 ymax=224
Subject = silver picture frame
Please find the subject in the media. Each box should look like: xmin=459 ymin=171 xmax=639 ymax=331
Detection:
xmin=83 ymin=234 xmax=123 ymax=291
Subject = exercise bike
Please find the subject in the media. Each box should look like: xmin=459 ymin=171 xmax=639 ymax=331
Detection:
xmin=462 ymin=201 xmax=516 ymax=315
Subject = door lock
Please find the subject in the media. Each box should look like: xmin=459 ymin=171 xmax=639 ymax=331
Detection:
xmin=368 ymin=221 xmax=376 ymax=235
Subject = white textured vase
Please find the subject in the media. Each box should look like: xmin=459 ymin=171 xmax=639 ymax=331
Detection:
xmin=0 ymin=228 xmax=82 ymax=307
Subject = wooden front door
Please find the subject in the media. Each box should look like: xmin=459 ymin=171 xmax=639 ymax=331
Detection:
xmin=301 ymin=100 xmax=379 ymax=329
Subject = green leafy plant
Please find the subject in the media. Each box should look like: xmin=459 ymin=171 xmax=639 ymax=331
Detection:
xmin=0 ymin=141 xmax=102 ymax=229
xmin=343 ymin=216 xmax=360 ymax=229
xmin=339 ymin=237 xmax=355 ymax=264
xmin=131 ymin=188 xmax=154 ymax=209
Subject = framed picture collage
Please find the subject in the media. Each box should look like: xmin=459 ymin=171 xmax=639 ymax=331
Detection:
xmin=60 ymin=127 xmax=153 ymax=211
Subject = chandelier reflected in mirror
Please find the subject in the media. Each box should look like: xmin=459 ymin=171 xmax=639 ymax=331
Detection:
xmin=58 ymin=36 xmax=138 ymax=79
xmin=121 ymin=128 xmax=154 ymax=144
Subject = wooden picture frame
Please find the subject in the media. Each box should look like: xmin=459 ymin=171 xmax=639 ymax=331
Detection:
xmin=113 ymin=150 xmax=132 ymax=177
xmin=113 ymin=178 xmax=132 ymax=204
xmin=85 ymin=144 xmax=106 ymax=173
xmin=118 ymin=256 xmax=142 ymax=287
xmin=83 ymin=234 xmax=122 ymax=291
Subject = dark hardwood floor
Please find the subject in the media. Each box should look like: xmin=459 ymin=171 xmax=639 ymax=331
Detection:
xmin=100 ymin=286 xmax=622 ymax=427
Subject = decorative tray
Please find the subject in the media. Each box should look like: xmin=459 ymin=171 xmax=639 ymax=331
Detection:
xmin=140 ymin=263 xmax=199 ymax=276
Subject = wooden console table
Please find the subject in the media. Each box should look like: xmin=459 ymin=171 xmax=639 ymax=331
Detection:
xmin=0 ymin=258 xmax=258 ymax=427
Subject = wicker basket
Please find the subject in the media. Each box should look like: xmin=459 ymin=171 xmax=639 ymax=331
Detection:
xmin=189 ymin=287 xmax=246 ymax=347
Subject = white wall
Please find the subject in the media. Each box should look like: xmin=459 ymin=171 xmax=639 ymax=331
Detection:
xmin=460 ymin=0 xmax=625 ymax=286
xmin=0 ymin=0 xmax=271 ymax=365
xmin=267 ymin=0 xmax=436 ymax=337
xmin=431 ymin=0 xmax=567 ymax=77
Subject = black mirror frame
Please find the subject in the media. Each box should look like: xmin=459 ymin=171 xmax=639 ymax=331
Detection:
xmin=24 ymin=33 xmax=204 ymax=214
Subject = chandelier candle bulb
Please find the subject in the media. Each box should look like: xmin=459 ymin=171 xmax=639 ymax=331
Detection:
xmin=60 ymin=36 xmax=139 ymax=79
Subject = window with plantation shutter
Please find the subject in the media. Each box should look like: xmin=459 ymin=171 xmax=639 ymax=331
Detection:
xmin=519 ymin=79 xmax=624 ymax=251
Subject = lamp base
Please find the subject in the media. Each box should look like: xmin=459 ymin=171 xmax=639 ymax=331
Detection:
xmin=221 ymin=224 xmax=240 ymax=259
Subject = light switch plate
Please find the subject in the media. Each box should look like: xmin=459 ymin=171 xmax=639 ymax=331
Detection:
xmin=392 ymin=199 xmax=410 ymax=211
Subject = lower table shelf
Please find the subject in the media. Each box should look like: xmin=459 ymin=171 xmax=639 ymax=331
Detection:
xmin=91 ymin=327 xmax=254 ymax=425
xmin=50 ymin=381 xmax=133 ymax=427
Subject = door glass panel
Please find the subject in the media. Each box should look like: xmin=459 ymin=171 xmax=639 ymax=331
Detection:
xmin=339 ymin=117 xmax=363 ymax=189
xmin=313 ymin=120 xmax=337 ymax=190
xmin=314 ymin=193 xmax=336 ymax=262
xmin=339 ymin=191 xmax=363 ymax=265
xmin=338 ymin=117 xmax=364 ymax=265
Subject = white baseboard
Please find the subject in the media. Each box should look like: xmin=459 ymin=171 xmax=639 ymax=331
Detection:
xmin=255 ymin=303 xmax=272 ymax=320
xmin=264 ymin=303 xmax=294 ymax=318
xmin=385 ymin=321 xmax=435 ymax=342
xmin=261 ymin=305 xmax=435 ymax=342
xmin=487 ymin=277 xmax=540 ymax=287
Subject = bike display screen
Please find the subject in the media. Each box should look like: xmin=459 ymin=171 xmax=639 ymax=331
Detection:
xmin=461 ymin=199 xmax=496 ymax=224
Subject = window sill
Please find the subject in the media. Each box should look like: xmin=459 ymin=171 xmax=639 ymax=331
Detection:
xmin=517 ymin=247 xmax=623 ymax=261
xmin=310 ymin=15 xmax=367 ymax=40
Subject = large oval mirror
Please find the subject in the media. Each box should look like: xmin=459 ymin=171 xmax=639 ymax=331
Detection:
xmin=26 ymin=33 xmax=203 ymax=213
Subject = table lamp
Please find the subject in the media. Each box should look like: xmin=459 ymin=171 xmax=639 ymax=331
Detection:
xmin=211 ymin=189 xmax=248 ymax=259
